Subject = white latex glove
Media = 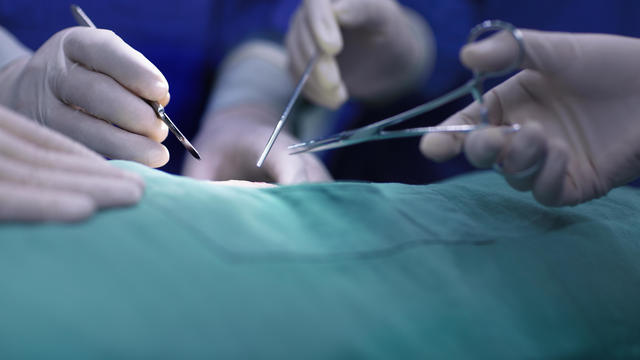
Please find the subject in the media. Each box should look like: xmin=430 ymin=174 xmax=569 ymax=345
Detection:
xmin=420 ymin=29 xmax=640 ymax=206
xmin=0 ymin=27 xmax=170 ymax=168
xmin=0 ymin=106 xmax=144 ymax=222
xmin=286 ymin=0 xmax=433 ymax=109
xmin=183 ymin=105 xmax=332 ymax=184
xmin=183 ymin=40 xmax=332 ymax=184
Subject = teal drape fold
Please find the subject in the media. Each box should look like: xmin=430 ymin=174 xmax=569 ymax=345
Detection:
xmin=1 ymin=161 xmax=638 ymax=359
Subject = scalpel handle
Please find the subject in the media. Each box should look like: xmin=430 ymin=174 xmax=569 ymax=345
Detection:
xmin=70 ymin=4 xmax=201 ymax=160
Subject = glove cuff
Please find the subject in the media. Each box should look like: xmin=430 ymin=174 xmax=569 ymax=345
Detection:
xmin=343 ymin=6 xmax=435 ymax=102
xmin=0 ymin=27 xmax=32 ymax=70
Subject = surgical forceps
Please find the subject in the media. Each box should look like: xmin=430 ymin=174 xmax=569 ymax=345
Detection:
xmin=289 ymin=20 xmax=525 ymax=154
xmin=257 ymin=53 xmax=319 ymax=167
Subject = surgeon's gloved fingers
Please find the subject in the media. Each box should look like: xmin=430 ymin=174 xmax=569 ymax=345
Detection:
xmin=301 ymin=71 xmax=348 ymax=109
xmin=313 ymin=56 xmax=346 ymax=100
xmin=461 ymin=28 xmax=577 ymax=75
xmin=0 ymin=106 xmax=100 ymax=159
xmin=287 ymin=9 xmax=317 ymax=74
xmin=48 ymin=104 xmax=169 ymax=168
xmin=531 ymin=139 xmax=573 ymax=207
xmin=277 ymin=155 xmax=333 ymax=184
xmin=0 ymin=155 xmax=143 ymax=208
xmin=64 ymin=27 xmax=169 ymax=102
xmin=159 ymin=92 xmax=171 ymax=108
xmin=332 ymin=0 xmax=367 ymax=27
xmin=332 ymin=0 xmax=395 ymax=29
xmin=297 ymin=30 xmax=345 ymax=103
xmin=182 ymin=134 xmax=263 ymax=182
xmin=0 ymin=183 xmax=95 ymax=222
xmin=183 ymin=119 xmax=332 ymax=184
xmin=420 ymin=89 xmax=506 ymax=162
xmin=304 ymin=0 xmax=342 ymax=56
xmin=262 ymin=128 xmax=332 ymax=184
xmin=463 ymin=126 xmax=508 ymax=168
xmin=287 ymin=10 xmax=346 ymax=108
xmin=419 ymin=122 xmax=465 ymax=162
xmin=499 ymin=122 xmax=547 ymax=191
xmin=60 ymin=155 xmax=146 ymax=188
xmin=55 ymin=62 xmax=169 ymax=142
xmin=460 ymin=30 xmax=522 ymax=73
xmin=419 ymin=110 xmax=478 ymax=162
xmin=0 ymin=128 xmax=144 ymax=188
xmin=267 ymin=143 xmax=333 ymax=184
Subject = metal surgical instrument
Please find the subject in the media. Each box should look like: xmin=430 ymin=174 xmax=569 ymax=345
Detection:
xmin=256 ymin=53 xmax=319 ymax=167
xmin=288 ymin=20 xmax=525 ymax=154
xmin=70 ymin=4 xmax=201 ymax=160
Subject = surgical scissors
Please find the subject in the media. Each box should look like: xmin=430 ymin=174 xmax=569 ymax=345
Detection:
xmin=289 ymin=20 xmax=525 ymax=154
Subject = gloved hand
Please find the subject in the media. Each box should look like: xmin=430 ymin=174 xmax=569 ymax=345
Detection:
xmin=182 ymin=105 xmax=332 ymax=184
xmin=0 ymin=106 xmax=144 ymax=222
xmin=183 ymin=40 xmax=332 ymax=184
xmin=420 ymin=29 xmax=640 ymax=206
xmin=0 ymin=27 xmax=170 ymax=167
xmin=285 ymin=0 xmax=433 ymax=109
